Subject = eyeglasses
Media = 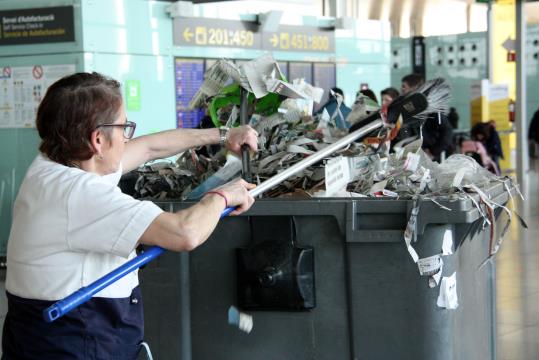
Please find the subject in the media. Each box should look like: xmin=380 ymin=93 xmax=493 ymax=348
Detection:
xmin=96 ymin=120 xmax=136 ymax=139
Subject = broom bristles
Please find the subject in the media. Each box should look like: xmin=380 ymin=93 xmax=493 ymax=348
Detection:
xmin=413 ymin=77 xmax=451 ymax=120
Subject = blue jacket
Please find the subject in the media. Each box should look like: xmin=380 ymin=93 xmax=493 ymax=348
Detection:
xmin=316 ymin=99 xmax=352 ymax=129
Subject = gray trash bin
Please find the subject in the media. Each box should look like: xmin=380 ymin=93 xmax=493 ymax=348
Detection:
xmin=140 ymin=180 xmax=512 ymax=360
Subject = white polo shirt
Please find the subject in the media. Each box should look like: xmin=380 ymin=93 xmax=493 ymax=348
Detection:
xmin=6 ymin=154 xmax=163 ymax=301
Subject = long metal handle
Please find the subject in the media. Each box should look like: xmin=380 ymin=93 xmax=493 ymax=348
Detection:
xmin=43 ymin=118 xmax=383 ymax=322
xmin=239 ymin=87 xmax=252 ymax=183
xmin=250 ymin=119 xmax=383 ymax=197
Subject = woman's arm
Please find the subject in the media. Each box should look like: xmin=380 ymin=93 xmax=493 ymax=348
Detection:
xmin=137 ymin=178 xmax=255 ymax=251
xmin=121 ymin=126 xmax=258 ymax=173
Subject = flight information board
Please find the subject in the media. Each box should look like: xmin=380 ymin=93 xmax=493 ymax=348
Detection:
xmin=175 ymin=58 xmax=205 ymax=128
xmin=277 ymin=61 xmax=288 ymax=80
xmin=288 ymin=62 xmax=312 ymax=84
xmin=313 ymin=62 xmax=336 ymax=111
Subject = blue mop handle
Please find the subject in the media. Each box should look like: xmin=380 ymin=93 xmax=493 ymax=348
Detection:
xmin=43 ymin=206 xmax=235 ymax=323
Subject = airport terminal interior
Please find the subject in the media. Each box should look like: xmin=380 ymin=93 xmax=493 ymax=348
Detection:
xmin=0 ymin=0 xmax=539 ymax=359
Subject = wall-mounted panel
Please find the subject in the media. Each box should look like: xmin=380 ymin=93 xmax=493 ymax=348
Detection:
xmin=0 ymin=0 xmax=84 ymax=56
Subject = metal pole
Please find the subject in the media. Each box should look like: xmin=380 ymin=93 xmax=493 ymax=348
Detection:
xmin=487 ymin=1 xmax=493 ymax=81
xmin=239 ymin=87 xmax=252 ymax=183
xmin=179 ymin=252 xmax=191 ymax=360
xmin=250 ymin=119 xmax=383 ymax=197
xmin=516 ymin=0 xmax=529 ymax=202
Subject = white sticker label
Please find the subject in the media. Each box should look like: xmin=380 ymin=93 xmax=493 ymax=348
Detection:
xmin=437 ymin=272 xmax=459 ymax=309
xmin=442 ymin=229 xmax=453 ymax=255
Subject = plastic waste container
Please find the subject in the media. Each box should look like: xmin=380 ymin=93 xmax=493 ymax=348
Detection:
xmin=139 ymin=180 xmax=512 ymax=360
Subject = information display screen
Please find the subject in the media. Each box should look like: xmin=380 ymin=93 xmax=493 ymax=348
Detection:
xmin=175 ymin=58 xmax=205 ymax=128
xmin=288 ymin=62 xmax=312 ymax=84
xmin=313 ymin=62 xmax=336 ymax=111
xmin=277 ymin=62 xmax=288 ymax=80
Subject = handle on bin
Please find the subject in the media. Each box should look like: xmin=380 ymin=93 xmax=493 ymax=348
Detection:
xmin=42 ymin=118 xmax=387 ymax=323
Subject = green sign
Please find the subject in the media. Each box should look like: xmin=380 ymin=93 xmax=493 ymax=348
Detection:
xmin=125 ymin=80 xmax=141 ymax=111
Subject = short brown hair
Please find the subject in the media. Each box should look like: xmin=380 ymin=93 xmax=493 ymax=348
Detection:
xmin=36 ymin=72 xmax=122 ymax=166
xmin=401 ymin=73 xmax=425 ymax=89
xmin=381 ymin=87 xmax=400 ymax=100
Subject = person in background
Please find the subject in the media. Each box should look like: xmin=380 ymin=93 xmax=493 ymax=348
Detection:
xmin=471 ymin=121 xmax=504 ymax=171
xmin=315 ymin=87 xmax=352 ymax=129
xmin=486 ymin=120 xmax=504 ymax=168
xmin=399 ymin=73 xmax=454 ymax=162
xmin=460 ymin=136 xmax=500 ymax=175
xmin=2 ymin=72 xmax=258 ymax=359
xmin=447 ymin=107 xmax=459 ymax=130
xmin=528 ymin=108 xmax=539 ymax=158
xmin=380 ymin=87 xmax=399 ymax=108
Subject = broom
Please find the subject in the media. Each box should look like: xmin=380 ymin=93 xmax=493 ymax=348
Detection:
xmin=43 ymin=78 xmax=450 ymax=322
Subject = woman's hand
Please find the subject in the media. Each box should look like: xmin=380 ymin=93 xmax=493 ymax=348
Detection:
xmin=225 ymin=125 xmax=258 ymax=154
xmin=216 ymin=178 xmax=256 ymax=215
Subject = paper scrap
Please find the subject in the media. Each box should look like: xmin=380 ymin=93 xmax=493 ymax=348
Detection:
xmin=417 ymin=254 xmax=443 ymax=276
xmin=442 ymin=229 xmax=453 ymax=255
xmin=437 ymin=272 xmax=458 ymax=309
xmin=325 ymin=156 xmax=350 ymax=196
xmin=404 ymin=204 xmax=420 ymax=263
xmin=404 ymin=152 xmax=420 ymax=172
xmin=382 ymin=189 xmax=399 ymax=198
xmin=429 ymin=265 xmax=443 ymax=288
xmin=369 ymin=179 xmax=388 ymax=195
xmin=451 ymin=168 xmax=466 ymax=188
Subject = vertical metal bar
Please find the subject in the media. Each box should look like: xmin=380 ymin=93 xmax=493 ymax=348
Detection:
xmin=516 ymin=0 xmax=529 ymax=201
xmin=487 ymin=1 xmax=493 ymax=81
xmin=239 ymin=87 xmax=252 ymax=183
xmin=179 ymin=252 xmax=191 ymax=360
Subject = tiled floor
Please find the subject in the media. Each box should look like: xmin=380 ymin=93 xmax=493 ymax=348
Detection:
xmin=0 ymin=169 xmax=536 ymax=359
xmin=496 ymin=162 xmax=539 ymax=360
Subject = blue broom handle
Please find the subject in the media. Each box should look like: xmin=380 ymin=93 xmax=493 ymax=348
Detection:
xmin=42 ymin=119 xmax=384 ymax=323
xmin=43 ymin=206 xmax=235 ymax=323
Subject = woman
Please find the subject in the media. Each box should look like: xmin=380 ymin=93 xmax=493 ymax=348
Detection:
xmin=2 ymin=72 xmax=257 ymax=359
xmin=380 ymin=87 xmax=399 ymax=108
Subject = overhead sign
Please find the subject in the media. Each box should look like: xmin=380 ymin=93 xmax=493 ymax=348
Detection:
xmin=0 ymin=6 xmax=75 ymax=46
xmin=173 ymin=17 xmax=261 ymax=49
xmin=262 ymin=25 xmax=334 ymax=53
xmin=173 ymin=17 xmax=334 ymax=53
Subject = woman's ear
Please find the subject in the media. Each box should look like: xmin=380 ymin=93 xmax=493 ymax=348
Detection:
xmin=90 ymin=129 xmax=104 ymax=158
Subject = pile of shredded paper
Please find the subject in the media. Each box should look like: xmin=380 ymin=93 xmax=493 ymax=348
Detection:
xmin=128 ymin=55 xmax=518 ymax=203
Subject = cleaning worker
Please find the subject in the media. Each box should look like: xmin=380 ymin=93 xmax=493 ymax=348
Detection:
xmin=2 ymin=72 xmax=257 ymax=359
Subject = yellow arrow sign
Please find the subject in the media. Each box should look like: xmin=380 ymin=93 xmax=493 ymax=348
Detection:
xmin=270 ymin=34 xmax=278 ymax=47
xmin=183 ymin=27 xmax=193 ymax=42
